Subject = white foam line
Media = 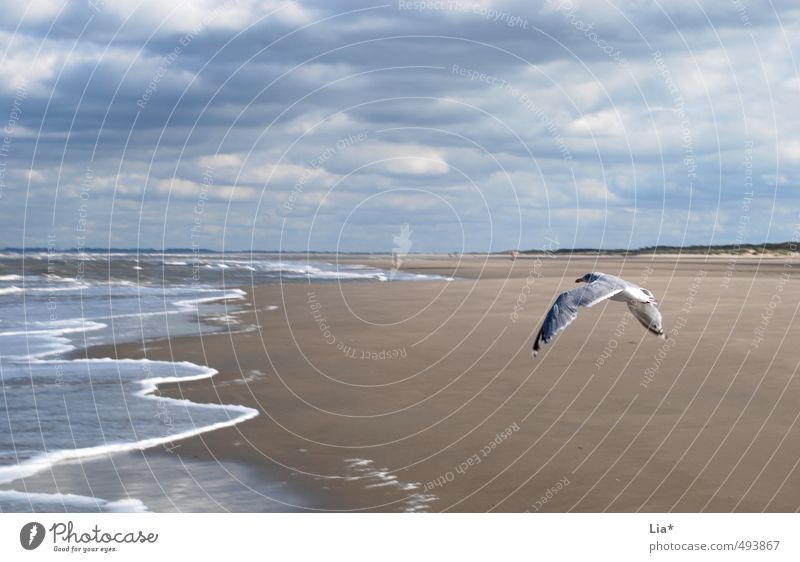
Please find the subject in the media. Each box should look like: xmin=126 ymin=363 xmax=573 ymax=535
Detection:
xmin=0 ymin=320 xmax=107 ymax=337
xmin=0 ymin=321 xmax=107 ymax=360
xmin=0 ymin=358 xmax=259 ymax=486
xmin=0 ymin=286 xmax=25 ymax=295
xmin=27 ymin=285 xmax=92 ymax=292
xmin=341 ymin=457 xmax=439 ymax=512
xmin=173 ymin=288 xmax=247 ymax=309
xmin=0 ymin=490 xmax=149 ymax=513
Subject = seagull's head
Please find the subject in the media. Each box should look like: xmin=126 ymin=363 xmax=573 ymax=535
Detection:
xmin=575 ymin=272 xmax=603 ymax=284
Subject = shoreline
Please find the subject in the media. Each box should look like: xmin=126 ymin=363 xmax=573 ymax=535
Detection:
xmin=85 ymin=255 xmax=800 ymax=511
xmin=7 ymin=254 xmax=800 ymax=512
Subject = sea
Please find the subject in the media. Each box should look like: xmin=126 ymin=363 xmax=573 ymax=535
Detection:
xmin=0 ymin=251 xmax=448 ymax=512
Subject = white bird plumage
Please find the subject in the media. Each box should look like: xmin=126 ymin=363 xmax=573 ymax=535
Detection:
xmin=532 ymin=272 xmax=666 ymax=357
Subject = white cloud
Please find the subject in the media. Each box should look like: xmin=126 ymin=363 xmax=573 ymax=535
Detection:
xmin=25 ymin=169 xmax=45 ymax=183
xmin=340 ymin=141 xmax=450 ymax=175
xmin=569 ymin=109 xmax=626 ymax=136
xmin=4 ymin=0 xmax=63 ymax=25
xmin=100 ymin=0 xmax=317 ymax=35
xmin=0 ymin=33 xmax=60 ymax=93
xmin=780 ymin=140 xmax=800 ymax=164
xmin=196 ymin=153 xmax=243 ymax=169
xmin=576 ymin=178 xmax=617 ymax=201
xmin=155 ymin=178 xmax=257 ymax=200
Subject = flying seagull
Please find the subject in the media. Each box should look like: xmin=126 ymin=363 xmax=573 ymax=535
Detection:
xmin=532 ymin=272 xmax=665 ymax=357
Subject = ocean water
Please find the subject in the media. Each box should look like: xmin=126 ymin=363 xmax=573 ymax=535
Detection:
xmin=0 ymin=252 xmax=448 ymax=512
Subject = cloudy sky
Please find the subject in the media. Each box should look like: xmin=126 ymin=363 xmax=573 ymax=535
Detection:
xmin=1 ymin=0 xmax=798 ymax=252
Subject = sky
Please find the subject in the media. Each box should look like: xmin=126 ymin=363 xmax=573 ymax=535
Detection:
xmin=0 ymin=0 xmax=798 ymax=253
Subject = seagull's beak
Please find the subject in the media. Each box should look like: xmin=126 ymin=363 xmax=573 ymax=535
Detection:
xmin=575 ymin=278 xmax=583 ymax=283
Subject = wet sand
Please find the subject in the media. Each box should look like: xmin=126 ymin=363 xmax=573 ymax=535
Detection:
xmin=86 ymin=255 xmax=800 ymax=512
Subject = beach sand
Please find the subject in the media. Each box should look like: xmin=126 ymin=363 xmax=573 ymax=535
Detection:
xmin=77 ymin=255 xmax=800 ymax=512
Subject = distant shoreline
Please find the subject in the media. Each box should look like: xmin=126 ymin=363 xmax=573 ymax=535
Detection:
xmin=517 ymin=242 xmax=799 ymax=256
xmin=4 ymin=241 xmax=797 ymax=256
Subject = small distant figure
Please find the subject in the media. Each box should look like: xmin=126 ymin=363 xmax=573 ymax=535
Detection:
xmin=510 ymin=250 xmax=520 ymax=261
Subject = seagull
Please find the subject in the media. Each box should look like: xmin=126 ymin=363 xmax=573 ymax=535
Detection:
xmin=532 ymin=272 xmax=665 ymax=357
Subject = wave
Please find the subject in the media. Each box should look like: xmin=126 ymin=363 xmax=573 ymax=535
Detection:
xmin=0 ymin=358 xmax=259 ymax=487
xmin=0 ymin=320 xmax=107 ymax=360
xmin=0 ymin=490 xmax=149 ymax=513
xmin=0 ymin=319 xmax=107 ymax=337
xmin=173 ymin=288 xmax=247 ymax=308
xmin=0 ymin=286 xmax=24 ymax=295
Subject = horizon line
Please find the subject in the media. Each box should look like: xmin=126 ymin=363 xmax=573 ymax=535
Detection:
xmin=4 ymin=241 xmax=798 ymax=255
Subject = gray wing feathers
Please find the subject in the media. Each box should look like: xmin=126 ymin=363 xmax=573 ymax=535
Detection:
xmin=532 ymin=281 xmax=624 ymax=355
xmin=627 ymin=301 xmax=665 ymax=337
xmin=573 ymin=277 xmax=627 ymax=307
xmin=536 ymin=292 xmax=580 ymax=345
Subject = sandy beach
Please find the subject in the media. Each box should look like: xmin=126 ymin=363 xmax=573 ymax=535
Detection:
xmin=67 ymin=254 xmax=800 ymax=512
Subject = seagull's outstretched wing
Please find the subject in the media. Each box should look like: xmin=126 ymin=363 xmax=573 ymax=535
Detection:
xmin=532 ymin=277 xmax=626 ymax=356
xmin=627 ymin=300 xmax=665 ymax=338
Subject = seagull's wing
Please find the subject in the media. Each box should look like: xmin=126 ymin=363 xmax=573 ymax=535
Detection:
xmin=532 ymin=277 xmax=626 ymax=356
xmin=627 ymin=300 xmax=665 ymax=337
